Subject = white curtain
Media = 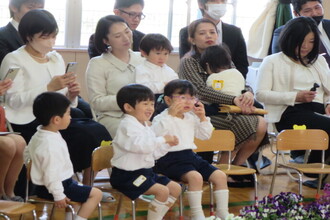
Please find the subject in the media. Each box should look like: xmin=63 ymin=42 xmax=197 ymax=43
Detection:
xmin=247 ymin=0 xmax=278 ymax=59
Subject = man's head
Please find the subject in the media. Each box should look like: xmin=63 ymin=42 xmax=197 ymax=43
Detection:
xmin=291 ymin=0 xmax=323 ymax=24
xmin=197 ymin=0 xmax=227 ymax=22
xmin=9 ymin=0 xmax=44 ymax=22
xmin=113 ymin=0 xmax=145 ymax=30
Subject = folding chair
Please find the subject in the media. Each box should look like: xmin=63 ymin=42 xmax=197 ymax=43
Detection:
xmin=269 ymin=129 xmax=330 ymax=199
xmin=194 ymin=129 xmax=258 ymax=212
xmin=0 ymin=200 xmax=37 ymax=220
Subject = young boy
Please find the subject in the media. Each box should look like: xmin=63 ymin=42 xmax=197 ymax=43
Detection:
xmin=152 ymin=79 xmax=230 ymax=220
xmin=200 ymin=45 xmax=245 ymax=97
xmin=24 ymin=92 xmax=102 ymax=220
xmin=110 ymin=84 xmax=181 ymax=220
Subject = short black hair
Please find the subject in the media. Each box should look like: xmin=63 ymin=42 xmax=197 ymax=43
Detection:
xmin=114 ymin=0 xmax=144 ymax=9
xmin=18 ymin=9 xmax=58 ymax=44
xmin=9 ymin=0 xmax=44 ymax=17
xmin=94 ymin=15 xmax=127 ymax=54
xmin=164 ymin=79 xmax=196 ymax=97
xmin=279 ymin=16 xmax=320 ymax=66
xmin=291 ymin=0 xmax=322 ymax=14
xmin=117 ymin=84 xmax=155 ymax=113
xmin=200 ymin=44 xmax=232 ymax=72
xmin=33 ymin=92 xmax=71 ymax=126
xmin=139 ymin=33 xmax=173 ymax=55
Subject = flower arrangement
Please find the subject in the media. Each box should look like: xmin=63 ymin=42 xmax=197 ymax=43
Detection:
xmin=225 ymin=183 xmax=330 ymax=220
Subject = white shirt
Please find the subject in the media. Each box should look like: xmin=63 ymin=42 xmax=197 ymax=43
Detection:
xmin=152 ymin=109 xmax=214 ymax=152
xmin=10 ymin=18 xmax=19 ymax=31
xmin=0 ymin=46 xmax=76 ymax=124
xmin=216 ymin=21 xmax=223 ymax=44
xmin=135 ymin=60 xmax=178 ymax=94
xmin=111 ymin=114 xmax=170 ymax=171
xmin=24 ymin=126 xmax=74 ymax=201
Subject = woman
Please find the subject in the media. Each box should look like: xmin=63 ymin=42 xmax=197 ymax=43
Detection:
xmin=179 ymin=18 xmax=268 ymax=185
xmin=86 ymin=15 xmax=144 ymax=138
xmin=0 ymin=9 xmax=111 ymax=188
xmin=0 ymin=79 xmax=26 ymax=202
xmin=256 ymin=17 xmax=330 ymax=166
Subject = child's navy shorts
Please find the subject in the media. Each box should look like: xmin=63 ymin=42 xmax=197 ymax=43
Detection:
xmin=110 ymin=167 xmax=171 ymax=200
xmin=35 ymin=177 xmax=92 ymax=203
xmin=154 ymin=149 xmax=217 ymax=181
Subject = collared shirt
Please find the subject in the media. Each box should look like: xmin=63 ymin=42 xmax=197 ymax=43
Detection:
xmin=10 ymin=18 xmax=19 ymax=31
xmin=216 ymin=20 xmax=223 ymax=44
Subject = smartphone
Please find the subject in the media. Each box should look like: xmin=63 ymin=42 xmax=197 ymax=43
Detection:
xmin=4 ymin=67 xmax=20 ymax=81
xmin=65 ymin=62 xmax=78 ymax=74
xmin=310 ymin=83 xmax=320 ymax=91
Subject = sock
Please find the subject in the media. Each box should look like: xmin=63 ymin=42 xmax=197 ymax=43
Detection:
xmin=186 ymin=190 xmax=205 ymax=220
xmin=147 ymin=199 xmax=167 ymax=220
xmin=74 ymin=215 xmax=87 ymax=220
xmin=65 ymin=212 xmax=73 ymax=220
xmin=214 ymin=189 xmax=229 ymax=220
xmin=158 ymin=195 xmax=177 ymax=217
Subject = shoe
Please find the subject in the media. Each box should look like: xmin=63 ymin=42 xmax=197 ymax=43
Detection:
xmin=205 ymin=216 xmax=220 ymax=220
xmin=227 ymin=175 xmax=255 ymax=188
xmin=303 ymin=178 xmax=326 ymax=189
xmin=101 ymin=192 xmax=115 ymax=202
xmin=0 ymin=195 xmax=24 ymax=202
xmin=139 ymin=194 xmax=155 ymax=202
xmin=289 ymin=155 xmax=305 ymax=164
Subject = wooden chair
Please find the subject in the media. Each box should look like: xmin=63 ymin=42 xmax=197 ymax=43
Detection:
xmin=193 ymin=129 xmax=258 ymax=214
xmin=269 ymin=129 xmax=330 ymax=199
xmin=0 ymin=200 xmax=37 ymax=220
xmin=25 ymin=160 xmax=80 ymax=220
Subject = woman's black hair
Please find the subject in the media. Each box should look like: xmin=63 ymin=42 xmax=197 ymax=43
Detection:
xmin=164 ymin=79 xmax=196 ymax=97
xmin=94 ymin=15 xmax=128 ymax=54
xmin=117 ymin=84 xmax=155 ymax=113
xmin=18 ymin=9 xmax=58 ymax=44
xmin=279 ymin=16 xmax=320 ymax=66
xmin=200 ymin=44 xmax=232 ymax=72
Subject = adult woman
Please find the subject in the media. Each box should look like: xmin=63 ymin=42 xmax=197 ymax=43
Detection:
xmin=86 ymin=15 xmax=144 ymax=138
xmin=0 ymin=79 xmax=26 ymax=201
xmin=256 ymin=17 xmax=330 ymax=165
xmin=179 ymin=19 xmax=268 ymax=184
xmin=0 ymin=9 xmax=111 ymax=187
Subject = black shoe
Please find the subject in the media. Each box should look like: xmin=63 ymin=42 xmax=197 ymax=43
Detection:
xmin=246 ymin=153 xmax=272 ymax=171
xmin=303 ymin=179 xmax=325 ymax=189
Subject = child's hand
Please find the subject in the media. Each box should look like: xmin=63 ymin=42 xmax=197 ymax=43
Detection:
xmin=193 ymin=101 xmax=207 ymax=121
xmin=164 ymin=135 xmax=179 ymax=146
xmin=54 ymin=197 xmax=70 ymax=208
xmin=167 ymin=101 xmax=184 ymax=117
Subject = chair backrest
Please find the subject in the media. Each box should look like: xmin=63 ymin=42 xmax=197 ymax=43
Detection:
xmin=276 ymin=129 xmax=329 ymax=151
xmin=91 ymin=145 xmax=114 ymax=172
xmin=194 ymin=130 xmax=235 ymax=152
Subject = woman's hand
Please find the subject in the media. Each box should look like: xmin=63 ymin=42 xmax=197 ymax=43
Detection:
xmin=67 ymin=82 xmax=80 ymax=101
xmin=233 ymin=92 xmax=255 ymax=114
xmin=47 ymin=73 xmax=76 ymax=92
xmin=193 ymin=101 xmax=207 ymax=122
xmin=325 ymin=104 xmax=330 ymax=116
xmin=0 ymin=79 xmax=13 ymax=95
xmin=295 ymin=90 xmax=316 ymax=103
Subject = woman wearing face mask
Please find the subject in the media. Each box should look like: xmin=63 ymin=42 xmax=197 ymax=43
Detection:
xmin=179 ymin=0 xmax=249 ymax=78
xmin=0 ymin=9 xmax=111 ymax=192
xmin=86 ymin=15 xmax=144 ymax=138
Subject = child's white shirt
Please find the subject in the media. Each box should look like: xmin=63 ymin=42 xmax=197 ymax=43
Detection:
xmin=24 ymin=126 xmax=74 ymax=201
xmin=152 ymin=109 xmax=214 ymax=152
xmin=206 ymin=68 xmax=245 ymax=96
xmin=135 ymin=60 xmax=178 ymax=94
xmin=111 ymin=114 xmax=171 ymax=171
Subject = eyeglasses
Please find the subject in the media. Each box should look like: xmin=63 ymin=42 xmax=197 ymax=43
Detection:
xmin=171 ymin=95 xmax=198 ymax=103
xmin=118 ymin=9 xmax=146 ymax=20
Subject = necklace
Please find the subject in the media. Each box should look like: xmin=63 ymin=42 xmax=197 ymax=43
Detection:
xmin=28 ymin=53 xmax=48 ymax=60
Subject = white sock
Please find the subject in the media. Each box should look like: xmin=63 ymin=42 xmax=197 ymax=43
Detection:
xmin=65 ymin=212 xmax=73 ymax=220
xmin=147 ymin=199 xmax=167 ymax=220
xmin=214 ymin=189 xmax=229 ymax=220
xmin=159 ymin=195 xmax=177 ymax=217
xmin=74 ymin=215 xmax=87 ymax=220
xmin=186 ymin=190 xmax=205 ymax=220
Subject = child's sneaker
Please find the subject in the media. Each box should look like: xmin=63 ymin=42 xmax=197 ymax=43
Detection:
xmin=205 ymin=216 xmax=220 ymax=220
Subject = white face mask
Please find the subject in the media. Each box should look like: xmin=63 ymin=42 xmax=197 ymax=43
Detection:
xmin=29 ymin=38 xmax=55 ymax=55
xmin=206 ymin=3 xmax=227 ymax=21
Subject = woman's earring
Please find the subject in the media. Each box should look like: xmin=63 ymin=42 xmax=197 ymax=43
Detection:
xmin=107 ymin=45 xmax=112 ymax=52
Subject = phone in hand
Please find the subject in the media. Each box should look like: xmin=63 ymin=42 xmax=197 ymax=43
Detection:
xmin=4 ymin=67 xmax=20 ymax=81
xmin=310 ymin=83 xmax=320 ymax=91
xmin=65 ymin=62 xmax=78 ymax=74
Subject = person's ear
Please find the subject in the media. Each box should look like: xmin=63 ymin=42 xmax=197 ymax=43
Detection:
xmin=9 ymin=5 xmax=19 ymax=14
xmin=140 ymin=50 xmax=148 ymax=57
xmin=52 ymin=115 xmax=61 ymax=125
xmin=103 ymin=38 xmax=109 ymax=46
xmin=113 ymin=9 xmax=120 ymax=16
xmin=123 ymin=103 xmax=134 ymax=113
xmin=188 ymin=37 xmax=195 ymax=45
xmin=164 ymin=96 xmax=172 ymax=106
xmin=293 ymin=10 xmax=300 ymax=17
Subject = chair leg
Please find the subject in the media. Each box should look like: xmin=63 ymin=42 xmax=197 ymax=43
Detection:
xmin=131 ymin=200 xmax=136 ymax=220
xmin=32 ymin=210 xmax=37 ymax=220
xmin=49 ymin=204 xmax=56 ymax=220
xmin=66 ymin=204 xmax=76 ymax=219
xmin=179 ymin=186 xmax=184 ymax=220
xmin=209 ymin=182 xmax=214 ymax=216
xmin=253 ymin=173 xmax=258 ymax=205
xmin=297 ymin=172 xmax=303 ymax=195
xmin=97 ymin=202 xmax=103 ymax=220
xmin=0 ymin=213 xmax=10 ymax=220
xmin=316 ymin=174 xmax=324 ymax=200
xmin=114 ymin=194 xmax=123 ymax=220
xmin=269 ymin=153 xmax=279 ymax=197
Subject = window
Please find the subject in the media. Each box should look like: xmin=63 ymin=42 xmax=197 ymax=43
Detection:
xmin=0 ymin=2 xmax=10 ymax=27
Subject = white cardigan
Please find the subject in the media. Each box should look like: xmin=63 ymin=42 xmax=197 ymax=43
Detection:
xmin=256 ymin=52 xmax=330 ymax=123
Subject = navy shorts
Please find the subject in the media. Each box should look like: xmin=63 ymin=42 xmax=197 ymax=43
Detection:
xmin=35 ymin=178 xmax=92 ymax=203
xmin=154 ymin=149 xmax=217 ymax=182
xmin=110 ymin=167 xmax=171 ymax=200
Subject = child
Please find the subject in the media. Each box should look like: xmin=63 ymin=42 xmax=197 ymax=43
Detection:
xmin=200 ymin=45 xmax=245 ymax=96
xmin=110 ymin=84 xmax=182 ymax=220
xmin=136 ymin=33 xmax=178 ymax=115
xmin=152 ymin=79 xmax=230 ymax=220
xmin=24 ymin=92 xmax=102 ymax=220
